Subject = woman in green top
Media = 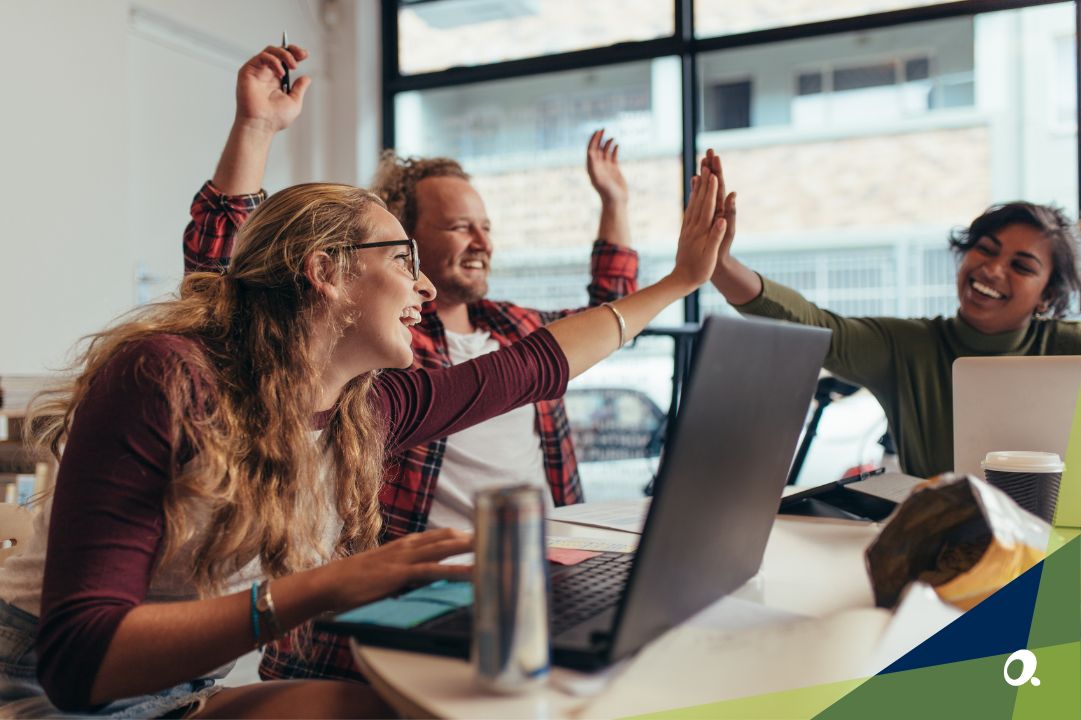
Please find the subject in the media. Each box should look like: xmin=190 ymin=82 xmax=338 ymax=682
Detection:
xmin=703 ymin=150 xmax=1081 ymax=479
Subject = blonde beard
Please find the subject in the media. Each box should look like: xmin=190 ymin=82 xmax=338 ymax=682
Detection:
xmin=437 ymin=275 xmax=489 ymax=305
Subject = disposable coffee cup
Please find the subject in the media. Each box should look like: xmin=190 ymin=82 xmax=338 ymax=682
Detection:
xmin=980 ymin=451 xmax=1064 ymax=523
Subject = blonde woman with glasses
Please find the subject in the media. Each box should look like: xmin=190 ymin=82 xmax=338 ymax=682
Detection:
xmin=0 ymin=161 xmax=728 ymax=718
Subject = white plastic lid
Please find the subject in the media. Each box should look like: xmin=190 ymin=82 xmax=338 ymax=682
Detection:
xmin=980 ymin=450 xmax=1065 ymax=473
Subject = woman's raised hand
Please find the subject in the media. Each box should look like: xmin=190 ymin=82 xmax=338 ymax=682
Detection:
xmin=235 ymin=45 xmax=312 ymax=134
xmin=668 ymin=148 xmax=732 ymax=292
xmin=702 ymin=149 xmax=738 ymax=267
xmin=212 ymin=45 xmax=313 ymax=195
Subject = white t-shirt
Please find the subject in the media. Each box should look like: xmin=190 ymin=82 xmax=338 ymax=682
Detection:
xmin=426 ymin=328 xmax=552 ymax=530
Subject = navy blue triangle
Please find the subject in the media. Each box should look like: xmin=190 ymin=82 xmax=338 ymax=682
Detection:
xmin=881 ymin=557 xmax=1044 ymax=673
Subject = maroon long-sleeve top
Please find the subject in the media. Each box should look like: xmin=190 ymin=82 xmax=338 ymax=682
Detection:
xmin=34 ymin=329 xmax=567 ymax=711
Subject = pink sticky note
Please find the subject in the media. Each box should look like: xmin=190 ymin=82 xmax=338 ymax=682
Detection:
xmin=547 ymin=547 xmax=602 ymax=566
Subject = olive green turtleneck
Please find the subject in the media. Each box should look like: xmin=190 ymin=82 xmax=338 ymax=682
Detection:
xmin=735 ymin=277 xmax=1081 ymax=478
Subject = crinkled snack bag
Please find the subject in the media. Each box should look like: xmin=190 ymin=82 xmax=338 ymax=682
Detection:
xmin=866 ymin=473 xmax=1050 ymax=611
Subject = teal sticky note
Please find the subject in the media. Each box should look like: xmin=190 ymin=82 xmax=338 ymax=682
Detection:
xmin=335 ymin=598 xmax=454 ymax=628
xmin=404 ymin=580 xmax=474 ymax=608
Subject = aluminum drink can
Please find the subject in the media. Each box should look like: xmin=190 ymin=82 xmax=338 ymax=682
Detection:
xmin=472 ymin=484 xmax=550 ymax=693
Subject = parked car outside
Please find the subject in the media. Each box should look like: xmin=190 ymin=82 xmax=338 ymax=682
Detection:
xmin=564 ymin=363 xmax=889 ymax=502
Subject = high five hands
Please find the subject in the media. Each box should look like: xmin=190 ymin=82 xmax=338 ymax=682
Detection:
xmin=699 ymin=149 xmax=737 ymax=265
xmin=698 ymin=149 xmax=761 ymax=304
xmin=670 ymin=148 xmax=734 ymax=291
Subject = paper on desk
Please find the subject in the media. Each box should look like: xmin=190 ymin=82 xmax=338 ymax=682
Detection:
xmin=863 ymin=582 xmax=962 ymax=675
xmin=547 ymin=535 xmax=638 ymax=553
xmin=439 ymin=533 xmax=640 ymax=570
xmin=547 ymin=498 xmax=651 ymax=534
xmin=581 ymin=605 xmax=891 ymax=718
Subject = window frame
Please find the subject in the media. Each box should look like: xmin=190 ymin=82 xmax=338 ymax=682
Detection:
xmin=381 ymin=0 xmax=1079 ymax=406
xmin=383 ymin=0 xmax=1075 ymax=307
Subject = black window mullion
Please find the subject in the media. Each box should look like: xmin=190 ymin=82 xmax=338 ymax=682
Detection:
xmin=381 ymin=0 xmax=398 ymax=149
xmin=674 ymin=0 xmax=699 ymax=419
xmin=678 ymin=0 xmax=700 ymax=326
xmin=385 ymin=37 xmax=685 ymax=93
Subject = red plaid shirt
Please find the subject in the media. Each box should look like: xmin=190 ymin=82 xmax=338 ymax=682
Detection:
xmin=184 ymin=181 xmax=638 ymax=681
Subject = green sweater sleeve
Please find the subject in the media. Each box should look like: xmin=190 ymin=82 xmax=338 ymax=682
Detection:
xmin=1052 ymin=319 xmax=1081 ymax=354
xmin=733 ymin=276 xmax=897 ymax=392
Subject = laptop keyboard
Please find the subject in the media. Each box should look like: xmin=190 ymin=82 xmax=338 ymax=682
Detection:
xmin=425 ymin=552 xmax=634 ymax=636
xmin=549 ymin=552 xmax=634 ymax=632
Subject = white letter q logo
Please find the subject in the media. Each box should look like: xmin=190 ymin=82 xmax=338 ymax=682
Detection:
xmin=1003 ymin=649 xmax=1040 ymax=687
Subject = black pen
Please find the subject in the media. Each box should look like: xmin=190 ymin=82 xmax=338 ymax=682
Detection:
xmin=281 ymin=31 xmax=291 ymax=93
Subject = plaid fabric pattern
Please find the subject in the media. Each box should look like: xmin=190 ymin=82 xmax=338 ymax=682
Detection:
xmin=378 ymin=279 xmax=639 ymax=539
xmin=258 ymin=628 xmax=369 ymax=683
xmin=183 ymin=180 xmax=638 ymax=682
xmin=182 ymin=181 xmax=265 ymax=272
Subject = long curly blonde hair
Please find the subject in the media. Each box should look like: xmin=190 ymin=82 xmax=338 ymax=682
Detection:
xmin=31 ymin=183 xmax=391 ymax=595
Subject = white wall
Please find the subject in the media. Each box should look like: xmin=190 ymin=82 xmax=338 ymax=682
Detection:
xmin=0 ymin=0 xmax=380 ymax=375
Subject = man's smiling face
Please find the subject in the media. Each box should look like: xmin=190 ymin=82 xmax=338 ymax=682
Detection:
xmin=412 ymin=176 xmax=493 ymax=309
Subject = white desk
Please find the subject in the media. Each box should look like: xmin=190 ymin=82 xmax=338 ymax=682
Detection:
xmin=351 ymin=516 xmax=883 ymax=719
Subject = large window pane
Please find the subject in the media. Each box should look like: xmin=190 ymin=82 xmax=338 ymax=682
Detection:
xmin=395 ymin=59 xmax=684 ymax=318
xmin=398 ymin=0 xmax=674 ymax=75
xmin=567 ymin=334 xmax=674 ymax=501
xmin=394 ymin=60 xmax=684 ymax=499
xmin=695 ymin=0 xmax=951 ymax=39
xmin=696 ymin=3 xmax=1078 ymax=485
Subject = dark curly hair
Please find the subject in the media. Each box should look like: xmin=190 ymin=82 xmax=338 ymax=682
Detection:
xmin=949 ymin=201 xmax=1081 ymax=318
xmin=369 ymin=151 xmax=470 ymax=236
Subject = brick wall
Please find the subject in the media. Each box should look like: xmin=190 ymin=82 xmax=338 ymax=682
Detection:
xmin=471 ymin=125 xmax=990 ymax=253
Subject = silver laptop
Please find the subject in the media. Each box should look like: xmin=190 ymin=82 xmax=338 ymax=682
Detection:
xmin=318 ymin=315 xmax=832 ymax=669
xmin=953 ymin=356 xmax=1081 ymax=526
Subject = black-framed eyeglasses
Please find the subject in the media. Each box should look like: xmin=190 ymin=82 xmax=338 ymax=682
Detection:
xmin=337 ymin=238 xmax=420 ymax=281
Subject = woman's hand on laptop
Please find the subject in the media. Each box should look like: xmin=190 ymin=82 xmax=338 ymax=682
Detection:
xmin=320 ymin=528 xmax=474 ymax=611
